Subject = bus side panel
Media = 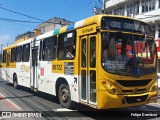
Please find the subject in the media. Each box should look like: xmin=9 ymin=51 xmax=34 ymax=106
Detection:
xmin=1 ymin=65 xmax=7 ymax=80
xmin=15 ymin=63 xmax=23 ymax=86
xmin=16 ymin=62 xmax=31 ymax=88
xmin=37 ymin=61 xmax=55 ymax=94
xmin=51 ymin=60 xmax=80 ymax=103
xmin=7 ymin=68 xmax=15 ymax=83
xmin=37 ymin=60 xmax=80 ymax=103
xmin=19 ymin=62 xmax=31 ymax=88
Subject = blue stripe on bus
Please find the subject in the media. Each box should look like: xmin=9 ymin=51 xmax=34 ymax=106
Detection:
xmin=66 ymin=24 xmax=75 ymax=31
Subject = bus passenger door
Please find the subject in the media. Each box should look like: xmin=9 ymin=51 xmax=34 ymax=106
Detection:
xmin=80 ymin=35 xmax=97 ymax=105
xmin=31 ymin=46 xmax=39 ymax=91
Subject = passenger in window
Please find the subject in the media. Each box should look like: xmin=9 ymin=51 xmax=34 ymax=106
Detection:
xmin=59 ymin=50 xmax=64 ymax=59
xmin=107 ymin=36 xmax=116 ymax=60
xmin=66 ymin=46 xmax=74 ymax=58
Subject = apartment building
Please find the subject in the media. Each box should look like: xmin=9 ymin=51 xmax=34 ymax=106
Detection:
xmin=104 ymin=0 xmax=160 ymax=39
xmin=37 ymin=17 xmax=73 ymax=34
xmin=15 ymin=17 xmax=73 ymax=42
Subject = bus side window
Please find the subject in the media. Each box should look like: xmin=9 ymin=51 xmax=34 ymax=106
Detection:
xmin=42 ymin=36 xmax=57 ymax=61
xmin=2 ymin=50 xmax=7 ymax=63
xmin=90 ymin=36 xmax=96 ymax=68
xmin=22 ymin=43 xmax=30 ymax=62
xmin=39 ymin=40 xmax=42 ymax=61
xmin=11 ymin=48 xmax=16 ymax=63
xmin=57 ymin=31 xmax=76 ymax=60
xmin=16 ymin=46 xmax=22 ymax=62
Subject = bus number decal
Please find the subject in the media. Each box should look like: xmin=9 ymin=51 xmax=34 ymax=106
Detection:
xmin=52 ymin=65 xmax=62 ymax=70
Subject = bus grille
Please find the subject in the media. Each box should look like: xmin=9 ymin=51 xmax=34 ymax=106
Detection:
xmin=125 ymin=95 xmax=148 ymax=104
xmin=122 ymin=89 xmax=146 ymax=93
xmin=116 ymin=79 xmax=152 ymax=87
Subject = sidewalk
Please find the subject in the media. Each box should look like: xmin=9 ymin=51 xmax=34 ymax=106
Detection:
xmin=0 ymin=93 xmax=21 ymax=111
xmin=0 ymin=95 xmax=16 ymax=111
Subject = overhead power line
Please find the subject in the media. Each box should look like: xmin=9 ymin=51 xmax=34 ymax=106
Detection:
xmin=98 ymin=0 xmax=103 ymax=6
xmin=0 ymin=6 xmax=45 ymax=22
xmin=55 ymin=0 xmax=86 ymax=17
xmin=0 ymin=17 xmax=66 ymax=25
xmin=0 ymin=22 xmax=30 ymax=31
xmin=63 ymin=0 xmax=90 ymax=18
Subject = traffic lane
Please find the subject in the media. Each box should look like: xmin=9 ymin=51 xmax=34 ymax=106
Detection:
xmin=0 ymin=78 xmax=160 ymax=120
xmin=0 ymin=78 xmax=94 ymax=120
xmin=0 ymin=79 xmax=61 ymax=111
xmin=0 ymin=80 xmax=40 ymax=120
xmin=0 ymin=78 xmax=118 ymax=119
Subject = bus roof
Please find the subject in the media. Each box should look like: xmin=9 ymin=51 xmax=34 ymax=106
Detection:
xmin=51 ymin=14 xmax=147 ymax=35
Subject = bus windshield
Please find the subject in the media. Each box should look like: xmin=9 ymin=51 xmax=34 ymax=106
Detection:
xmin=101 ymin=32 xmax=157 ymax=76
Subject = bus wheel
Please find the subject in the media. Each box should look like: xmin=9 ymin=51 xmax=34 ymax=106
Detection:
xmin=13 ymin=75 xmax=18 ymax=89
xmin=58 ymin=84 xmax=72 ymax=108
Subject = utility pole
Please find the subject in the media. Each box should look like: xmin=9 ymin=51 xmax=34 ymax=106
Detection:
xmin=103 ymin=0 xmax=106 ymax=14
xmin=93 ymin=0 xmax=103 ymax=15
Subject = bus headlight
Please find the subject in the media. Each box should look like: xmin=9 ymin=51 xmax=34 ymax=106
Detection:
xmin=150 ymin=80 xmax=158 ymax=92
xmin=102 ymin=80 xmax=118 ymax=94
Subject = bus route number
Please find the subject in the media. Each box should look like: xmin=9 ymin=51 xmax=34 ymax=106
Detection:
xmin=52 ymin=65 xmax=62 ymax=70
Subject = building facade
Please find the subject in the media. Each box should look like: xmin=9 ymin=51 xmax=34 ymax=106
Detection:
xmin=15 ymin=31 xmax=35 ymax=43
xmin=104 ymin=0 xmax=160 ymax=39
xmin=37 ymin=17 xmax=73 ymax=34
xmin=15 ymin=17 xmax=73 ymax=42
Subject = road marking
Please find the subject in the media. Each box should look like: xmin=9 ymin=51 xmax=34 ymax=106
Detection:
xmin=0 ymin=93 xmax=21 ymax=110
xmin=53 ymin=108 xmax=77 ymax=111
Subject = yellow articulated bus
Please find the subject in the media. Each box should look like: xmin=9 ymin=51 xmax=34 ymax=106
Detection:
xmin=1 ymin=14 xmax=158 ymax=109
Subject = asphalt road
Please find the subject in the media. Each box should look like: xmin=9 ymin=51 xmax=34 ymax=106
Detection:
xmin=0 ymin=77 xmax=160 ymax=120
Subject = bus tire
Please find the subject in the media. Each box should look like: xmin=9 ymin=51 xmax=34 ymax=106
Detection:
xmin=13 ymin=74 xmax=18 ymax=89
xmin=58 ymin=84 xmax=73 ymax=108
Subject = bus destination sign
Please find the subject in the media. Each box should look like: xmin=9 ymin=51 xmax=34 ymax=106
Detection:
xmin=102 ymin=17 xmax=152 ymax=34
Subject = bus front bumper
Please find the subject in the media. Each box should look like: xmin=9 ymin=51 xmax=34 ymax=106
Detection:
xmin=98 ymin=91 xmax=158 ymax=109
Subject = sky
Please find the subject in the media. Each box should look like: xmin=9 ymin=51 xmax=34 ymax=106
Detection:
xmin=0 ymin=0 xmax=102 ymax=48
